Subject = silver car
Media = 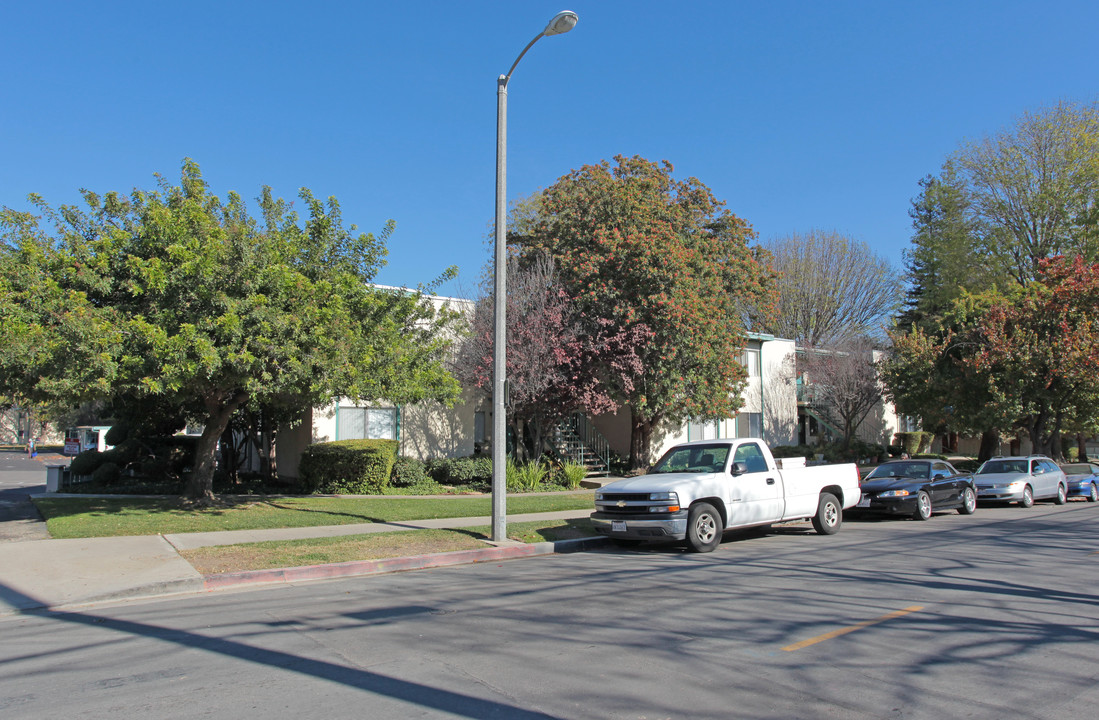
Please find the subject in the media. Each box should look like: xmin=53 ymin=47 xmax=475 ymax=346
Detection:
xmin=973 ymin=455 xmax=1068 ymax=507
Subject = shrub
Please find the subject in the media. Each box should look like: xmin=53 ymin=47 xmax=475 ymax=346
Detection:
xmin=772 ymin=444 xmax=815 ymax=458
xmin=91 ymin=461 xmax=122 ymax=485
xmin=447 ymin=457 xmax=477 ymax=482
xmin=895 ymin=432 xmax=934 ymax=456
xmin=299 ymin=439 xmax=399 ymax=494
xmin=70 ymin=449 xmax=106 ymax=477
xmin=559 ymin=462 xmax=588 ymax=490
xmin=103 ymin=423 xmax=128 ymax=447
xmin=425 ymin=455 xmax=494 ymax=485
xmin=507 ymin=458 xmax=547 ymax=492
xmin=471 ymin=456 xmax=493 ymax=480
xmin=391 ymin=456 xmax=428 ymax=487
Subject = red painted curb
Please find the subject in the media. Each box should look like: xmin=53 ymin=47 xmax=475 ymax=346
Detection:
xmin=202 ymin=542 xmax=550 ymax=591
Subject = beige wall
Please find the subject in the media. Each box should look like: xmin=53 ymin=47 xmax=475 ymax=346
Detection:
xmin=399 ymin=390 xmax=483 ymax=461
xmin=645 ymin=336 xmax=800 ymax=462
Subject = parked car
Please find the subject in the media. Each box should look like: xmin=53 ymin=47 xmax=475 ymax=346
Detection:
xmin=852 ymin=459 xmax=977 ymax=520
xmin=1059 ymin=462 xmax=1099 ymax=502
xmin=973 ymin=456 xmax=1068 ymax=507
xmin=590 ymin=439 xmax=861 ymax=552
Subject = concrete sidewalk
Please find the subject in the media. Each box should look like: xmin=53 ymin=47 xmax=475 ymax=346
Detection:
xmin=0 ymin=509 xmax=605 ymax=616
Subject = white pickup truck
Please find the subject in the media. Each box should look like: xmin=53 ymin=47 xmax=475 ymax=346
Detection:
xmin=590 ymin=438 xmax=862 ymax=552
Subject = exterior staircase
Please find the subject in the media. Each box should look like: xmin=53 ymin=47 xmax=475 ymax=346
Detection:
xmin=551 ymin=413 xmax=612 ymax=478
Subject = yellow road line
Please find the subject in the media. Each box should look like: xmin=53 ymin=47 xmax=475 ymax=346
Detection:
xmin=782 ymin=605 xmax=924 ymax=652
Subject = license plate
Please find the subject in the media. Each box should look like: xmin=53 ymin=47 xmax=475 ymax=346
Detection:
xmin=856 ymin=496 xmax=871 ymax=508
xmin=611 ymin=520 xmax=627 ymax=533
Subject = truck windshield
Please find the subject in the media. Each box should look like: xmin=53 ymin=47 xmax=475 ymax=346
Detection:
xmin=651 ymin=445 xmax=730 ymax=474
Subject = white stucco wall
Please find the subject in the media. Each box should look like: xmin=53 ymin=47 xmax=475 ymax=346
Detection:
xmin=650 ymin=336 xmax=799 ymax=461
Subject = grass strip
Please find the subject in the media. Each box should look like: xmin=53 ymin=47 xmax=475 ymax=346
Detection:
xmin=182 ymin=518 xmax=597 ymax=575
xmin=35 ymin=493 xmax=595 ymax=538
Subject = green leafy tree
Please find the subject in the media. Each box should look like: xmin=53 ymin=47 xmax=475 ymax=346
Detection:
xmin=884 ymin=257 xmax=1099 ymax=460
xmin=965 ymin=256 xmax=1099 ymax=457
xmin=0 ymin=160 xmax=461 ymax=499
xmin=882 ymin=292 xmax=1017 ymax=462
xmin=898 ymin=172 xmax=992 ymax=331
xmin=951 ymin=101 xmax=1099 ymax=285
xmin=513 ymin=155 xmax=778 ymax=467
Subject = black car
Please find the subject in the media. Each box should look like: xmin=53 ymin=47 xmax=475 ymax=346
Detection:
xmin=852 ymin=459 xmax=977 ymax=520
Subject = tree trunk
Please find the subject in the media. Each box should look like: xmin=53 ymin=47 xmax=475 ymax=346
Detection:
xmin=629 ymin=412 xmax=657 ymax=471
xmin=219 ymin=424 xmax=237 ymax=483
xmin=1078 ymin=434 xmax=1089 ymax=462
xmin=262 ymin=423 xmax=277 ymax=481
xmin=185 ymin=394 xmax=247 ymax=501
xmin=529 ymin=417 xmax=544 ymax=463
xmin=510 ymin=417 xmax=526 ymax=463
xmin=977 ymin=429 xmax=1000 ymax=463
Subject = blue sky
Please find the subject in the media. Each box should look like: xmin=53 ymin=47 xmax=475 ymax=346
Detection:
xmin=3 ymin=1 xmax=1097 ymax=298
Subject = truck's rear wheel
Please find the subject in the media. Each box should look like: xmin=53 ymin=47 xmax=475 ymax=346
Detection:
xmin=686 ymin=502 xmax=722 ymax=553
xmin=812 ymin=492 xmax=842 ymax=535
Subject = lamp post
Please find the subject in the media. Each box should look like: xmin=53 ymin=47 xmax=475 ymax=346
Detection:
xmin=493 ymin=11 xmax=578 ymax=542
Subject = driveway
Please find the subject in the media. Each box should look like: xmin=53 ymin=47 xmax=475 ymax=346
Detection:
xmin=0 ymin=449 xmax=52 ymax=541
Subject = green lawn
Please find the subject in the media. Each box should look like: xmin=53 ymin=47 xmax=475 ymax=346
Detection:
xmin=181 ymin=518 xmax=598 ymax=575
xmin=35 ymin=493 xmax=596 ymax=538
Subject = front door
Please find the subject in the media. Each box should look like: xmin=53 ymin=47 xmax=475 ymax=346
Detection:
xmin=725 ymin=441 xmax=784 ymax=527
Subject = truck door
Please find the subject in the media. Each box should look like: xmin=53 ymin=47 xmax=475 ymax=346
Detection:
xmin=726 ymin=441 xmax=784 ymax=527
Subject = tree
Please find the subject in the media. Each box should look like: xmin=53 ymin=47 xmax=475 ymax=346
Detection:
xmin=454 ymin=252 xmax=647 ymax=461
xmin=950 ymin=101 xmax=1099 ymax=285
xmin=889 ymin=101 xmax=1099 ymax=456
xmin=883 ymin=257 xmax=1099 ymax=461
xmin=759 ymin=230 xmax=901 ymax=345
xmin=881 ymin=293 xmax=1018 ymax=462
xmin=513 ymin=155 xmax=777 ymax=467
xmin=0 ymin=160 xmax=462 ymax=500
xmin=898 ymin=172 xmax=991 ymax=331
xmin=964 ymin=256 xmax=1099 ymax=458
xmin=799 ymin=338 xmax=884 ymax=450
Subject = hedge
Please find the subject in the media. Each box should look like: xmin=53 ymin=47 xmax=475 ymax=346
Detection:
xmin=298 ymin=439 xmax=399 ymax=494
xmin=895 ymin=432 xmax=935 ymax=455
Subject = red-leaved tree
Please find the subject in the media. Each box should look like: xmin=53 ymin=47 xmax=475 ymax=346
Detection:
xmin=455 ymin=252 xmax=648 ymax=460
xmin=965 ymin=255 xmax=1099 ymax=457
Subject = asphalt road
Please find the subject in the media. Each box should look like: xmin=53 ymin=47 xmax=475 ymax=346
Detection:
xmin=0 ymin=449 xmax=50 ymax=541
xmin=1 ymin=500 xmax=1097 ymax=719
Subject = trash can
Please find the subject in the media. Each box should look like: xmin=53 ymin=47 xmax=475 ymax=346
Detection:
xmin=46 ymin=465 xmax=66 ymax=493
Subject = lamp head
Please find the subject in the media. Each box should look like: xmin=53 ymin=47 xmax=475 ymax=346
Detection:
xmin=543 ymin=10 xmax=578 ymax=36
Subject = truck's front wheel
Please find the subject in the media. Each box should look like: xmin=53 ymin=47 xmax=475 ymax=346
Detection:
xmin=686 ymin=502 xmax=723 ymax=553
xmin=812 ymin=492 xmax=842 ymax=535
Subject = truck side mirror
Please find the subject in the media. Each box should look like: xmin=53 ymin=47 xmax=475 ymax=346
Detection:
xmin=730 ymin=461 xmax=748 ymax=476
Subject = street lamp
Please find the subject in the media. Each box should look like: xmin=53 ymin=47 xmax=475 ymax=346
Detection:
xmin=492 ymin=10 xmax=578 ymax=542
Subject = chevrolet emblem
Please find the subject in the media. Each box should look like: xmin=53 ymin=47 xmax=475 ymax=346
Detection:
xmin=616 ymin=500 xmax=627 ymax=508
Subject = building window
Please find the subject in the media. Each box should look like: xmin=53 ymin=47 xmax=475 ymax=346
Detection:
xmin=741 ymin=348 xmax=761 ymax=378
xmin=736 ymin=412 xmax=762 ymax=439
xmin=688 ymin=419 xmax=720 ymax=441
xmin=338 ymin=406 xmax=398 ymax=440
xmin=899 ymin=415 xmax=920 ymax=433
